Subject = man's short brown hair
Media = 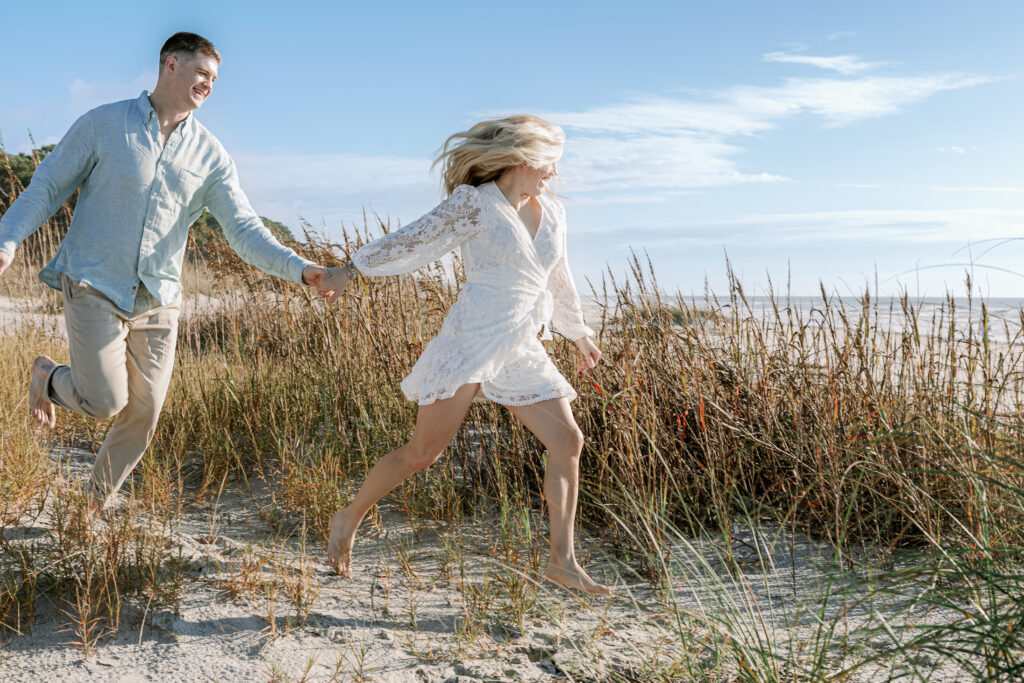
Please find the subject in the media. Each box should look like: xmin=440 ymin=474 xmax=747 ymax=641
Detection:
xmin=159 ymin=32 xmax=221 ymax=71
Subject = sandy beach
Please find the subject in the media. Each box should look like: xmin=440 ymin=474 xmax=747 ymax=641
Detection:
xmin=0 ymin=291 xmax=1003 ymax=681
xmin=0 ymin=446 xmax=975 ymax=682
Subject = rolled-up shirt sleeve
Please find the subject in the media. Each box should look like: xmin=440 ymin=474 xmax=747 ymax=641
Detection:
xmin=202 ymin=159 xmax=312 ymax=284
xmin=0 ymin=114 xmax=96 ymax=258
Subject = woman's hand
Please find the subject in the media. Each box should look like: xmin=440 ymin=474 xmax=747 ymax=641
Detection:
xmin=575 ymin=336 xmax=601 ymax=374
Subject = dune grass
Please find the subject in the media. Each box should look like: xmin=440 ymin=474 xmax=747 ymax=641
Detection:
xmin=2 ymin=146 xmax=1024 ymax=679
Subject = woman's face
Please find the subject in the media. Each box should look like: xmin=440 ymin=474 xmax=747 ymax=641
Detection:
xmin=520 ymin=160 xmax=559 ymax=197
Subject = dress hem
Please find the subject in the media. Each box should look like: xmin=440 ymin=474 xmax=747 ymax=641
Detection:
xmin=405 ymin=385 xmax=577 ymax=407
xmin=478 ymin=387 xmax=578 ymax=407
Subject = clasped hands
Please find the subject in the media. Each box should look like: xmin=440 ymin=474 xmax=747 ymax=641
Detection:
xmin=301 ymin=263 xmax=354 ymax=304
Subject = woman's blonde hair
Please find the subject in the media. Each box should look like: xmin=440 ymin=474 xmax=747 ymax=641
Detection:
xmin=434 ymin=115 xmax=565 ymax=196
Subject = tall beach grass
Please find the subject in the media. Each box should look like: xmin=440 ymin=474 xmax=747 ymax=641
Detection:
xmin=2 ymin=144 xmax=1024 ymax=678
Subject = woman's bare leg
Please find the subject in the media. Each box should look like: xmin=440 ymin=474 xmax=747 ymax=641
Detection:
xmin=327 ymin=383 xmax=480 ymax=576
xmin=507 ymin=397 xmax=612 ymax=595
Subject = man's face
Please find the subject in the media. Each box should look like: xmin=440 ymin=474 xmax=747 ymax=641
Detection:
xmin=166 ymin=53 xmax=219 ymax=111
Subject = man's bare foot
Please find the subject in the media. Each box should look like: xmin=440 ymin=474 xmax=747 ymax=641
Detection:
xmin=544 ymin=562 xmax=614 ymax=595
xmin=326 ymin=509 xmax=357 ymax=577
xmin=29 ymin=355 xmax=57 ymax=429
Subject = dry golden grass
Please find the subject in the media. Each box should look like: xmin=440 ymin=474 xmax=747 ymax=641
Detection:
xmin=3 ymin=145 xmax=1024 ymax=678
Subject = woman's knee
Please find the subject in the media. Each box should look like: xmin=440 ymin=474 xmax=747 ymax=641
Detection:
xmin=403 ymin=440 xmax=448 ymax=471
xmin=553 ymin=427 xmax=584 ymax=458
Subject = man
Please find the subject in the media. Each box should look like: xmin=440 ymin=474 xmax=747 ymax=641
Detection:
xmin=0 ymin=32 xmax=329 ymax=507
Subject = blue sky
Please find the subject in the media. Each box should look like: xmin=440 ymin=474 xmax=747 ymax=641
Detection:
xmin=3 ymin=1 xmax=1023 ymax=297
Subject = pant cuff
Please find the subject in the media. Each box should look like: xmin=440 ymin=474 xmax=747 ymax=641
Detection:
xmin=45 ymin=363 xmax=71 ymax=410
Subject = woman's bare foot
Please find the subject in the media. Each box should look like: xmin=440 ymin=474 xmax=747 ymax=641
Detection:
xmin=29 ymin=355 xmax=57 ymax=429
xmin=544 ymin=561 xmax=613 ymax=595
xmin=326 ymin=509 xmax=357 ymax=577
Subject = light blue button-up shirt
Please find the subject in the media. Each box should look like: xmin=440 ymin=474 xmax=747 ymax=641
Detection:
xmin=0 ymin=91 xmax=311 ymax=312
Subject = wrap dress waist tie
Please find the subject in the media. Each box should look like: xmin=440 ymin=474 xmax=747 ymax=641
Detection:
xmin=532 ymin=289 xmax=554 ymax=340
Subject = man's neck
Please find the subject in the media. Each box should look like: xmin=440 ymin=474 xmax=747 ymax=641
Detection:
xmin=148 ymin=90 xmax=190 ymax=129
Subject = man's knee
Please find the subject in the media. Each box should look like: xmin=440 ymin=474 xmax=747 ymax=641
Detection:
xmin=80 ymin=386 xmax=129 ymax=420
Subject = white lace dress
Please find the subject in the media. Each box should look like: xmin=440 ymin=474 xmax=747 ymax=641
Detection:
xmin=351 ymin=181 xmax=594 ymax=406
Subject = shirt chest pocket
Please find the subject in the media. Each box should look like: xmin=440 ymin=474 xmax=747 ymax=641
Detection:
xmin=168 ymin=168 xmax=206 ymax=208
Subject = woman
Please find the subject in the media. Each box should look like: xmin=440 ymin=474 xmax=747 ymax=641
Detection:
xmin=319 ymin=115 xmax=611 ymax=595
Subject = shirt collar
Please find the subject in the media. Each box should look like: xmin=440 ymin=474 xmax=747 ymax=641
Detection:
xmin=136 ymin=90 xmax=195 ymax=135
xmin=137 ymin=90 xmax=156 ymax=122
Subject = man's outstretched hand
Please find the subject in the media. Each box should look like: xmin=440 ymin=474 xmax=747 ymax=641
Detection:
xmin=0 ymin=251 xmax=12 ymax=278
xmin=302 ymin=264 xmax=329 ymax=290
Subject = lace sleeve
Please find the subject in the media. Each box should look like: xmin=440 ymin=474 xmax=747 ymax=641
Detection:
xmin=547 ymin=201 xmax=595 ymax=341
xmin=352 ymin=185 xmax=484 ymax=276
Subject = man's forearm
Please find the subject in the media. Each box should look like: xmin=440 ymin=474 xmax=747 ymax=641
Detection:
xmin=220 ymin=214 xmax=312 ymax=284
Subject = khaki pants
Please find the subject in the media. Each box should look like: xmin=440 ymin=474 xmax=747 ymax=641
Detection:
xmin=47 ymin=274 xmax=179 ymax=503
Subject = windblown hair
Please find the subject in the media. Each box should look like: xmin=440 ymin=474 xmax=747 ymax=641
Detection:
xmin=434 ymin=115 xmax=565 ymax=196
xmin=159 ymin=32 xmax=222 ymax=72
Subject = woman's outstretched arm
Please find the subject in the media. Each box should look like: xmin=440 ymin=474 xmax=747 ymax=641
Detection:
xmin=319 ymin=184 xmax=483 ymax=300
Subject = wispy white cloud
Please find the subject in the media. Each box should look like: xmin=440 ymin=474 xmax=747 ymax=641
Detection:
xmin=727 ymin=73 xmax=994 ymax=126
xmin=565 ymin=189 xmax=698 ymax=206
xmin=545 ymin=70 xmax=994 ymax=199
xmin=232 ymin=59 xmax=996 ymax=225
xmin=762 ymin=51 xmax=884 ymax=74
xmin=930 ymin=185 xmax=1024 ymax=193
xmin=598 ymin=209 xmax=1024 ymax=246
xmin=826 ymin=31 xmax=856 ymax=41
xmin=69 ymin=70 xmax=156 ymax=114
xmin=558 ymin=130 xmax=788 ymax=193
xmin=931 ymin=145 xmax=975 ymax=154
xmin=234 ymin=152 xmax=434 ymax=228
xmin=836 ymin=183 xmax=882 ymax=189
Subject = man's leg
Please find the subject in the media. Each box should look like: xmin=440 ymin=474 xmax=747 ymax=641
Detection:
xmin=89 ymin=288 xmax=179 ymax=503
xmin=47 ymin=276 xmax=131 ymax=423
